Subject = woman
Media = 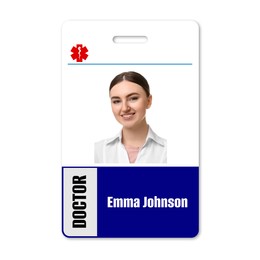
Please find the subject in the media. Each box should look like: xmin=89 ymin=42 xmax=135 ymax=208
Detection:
xmin=95 ymin=71 xmax=167 ymax=163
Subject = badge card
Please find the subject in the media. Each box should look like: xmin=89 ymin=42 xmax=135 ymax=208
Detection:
xmin=61 ymin=20 xmax=199 ymax=238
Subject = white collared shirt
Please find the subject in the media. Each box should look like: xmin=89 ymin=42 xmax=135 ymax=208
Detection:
xmin=94 ymin=126 xmax=167 ymax=163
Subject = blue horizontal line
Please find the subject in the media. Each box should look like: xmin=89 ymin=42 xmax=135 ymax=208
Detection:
xmin=67 ymin=63 xmax=192 ymax=66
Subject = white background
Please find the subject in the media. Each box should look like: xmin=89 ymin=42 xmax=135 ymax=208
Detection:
xmin=0 ymin=1 xmax=259 ymax=259
xmin=62 ymin=21 xmax=199 ymax=166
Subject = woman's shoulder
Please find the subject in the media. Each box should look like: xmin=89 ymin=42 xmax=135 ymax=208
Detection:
xmin=94 ymin=139 xmax=106 ymax=149
xmin=95 ymin=132 xmax=121 ymax=147
xmin=95 ymin=138 xmax=106 ymax=146
xmin=148 ymin=126 xmax=167 ymax=146
xmin=94 ymin=133 xmax=121 ymax=163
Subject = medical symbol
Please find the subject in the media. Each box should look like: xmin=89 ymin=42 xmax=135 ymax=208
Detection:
xmin=71 ymin=44 xmax=88 ymax=62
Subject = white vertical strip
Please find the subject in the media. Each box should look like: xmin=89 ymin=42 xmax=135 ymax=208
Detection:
xmin=63 ymin=168 xmax=97 ymax=237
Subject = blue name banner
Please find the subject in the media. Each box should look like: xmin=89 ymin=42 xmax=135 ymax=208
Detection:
xmin=62 ymin=166 xmax=199 ymax=238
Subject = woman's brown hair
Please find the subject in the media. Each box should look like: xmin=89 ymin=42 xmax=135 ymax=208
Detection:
xmin=109 ymin=71 xmax=150 ymax=97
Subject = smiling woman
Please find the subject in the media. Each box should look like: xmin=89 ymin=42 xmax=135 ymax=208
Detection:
xmin=94 ymin=71 xmax=167 ymax=163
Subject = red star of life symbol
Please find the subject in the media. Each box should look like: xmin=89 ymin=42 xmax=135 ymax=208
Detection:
xmin=71 ymin=44 xmax=88 ymax=62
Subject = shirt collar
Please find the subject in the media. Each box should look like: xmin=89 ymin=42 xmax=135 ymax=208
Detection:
xmin=145 ymin=126 xmax=165 ymax=147
xmin=105 ymin=126 xmax=165 ymax=147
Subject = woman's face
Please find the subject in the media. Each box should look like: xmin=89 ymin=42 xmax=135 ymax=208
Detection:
xmin=109 ymin=80 xmax=152 ymax=129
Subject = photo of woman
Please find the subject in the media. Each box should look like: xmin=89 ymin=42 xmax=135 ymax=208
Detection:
xmin=95 ymin=71 xmax=167 ymax=163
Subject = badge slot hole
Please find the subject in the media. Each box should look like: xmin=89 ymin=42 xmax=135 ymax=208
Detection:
xmin=113 ymin=36 xmax=148 ymax=44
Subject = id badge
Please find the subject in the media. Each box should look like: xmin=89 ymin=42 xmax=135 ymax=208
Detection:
xmin=62 ymin=20 xmax=199 ymax=238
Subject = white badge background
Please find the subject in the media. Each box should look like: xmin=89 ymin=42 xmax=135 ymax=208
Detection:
xmin=62 ymin=21 xmax=199 ymax=166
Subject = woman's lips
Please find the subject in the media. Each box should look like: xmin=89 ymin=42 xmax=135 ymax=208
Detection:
xmin=121 ymin=112 xmax=135 ymax=120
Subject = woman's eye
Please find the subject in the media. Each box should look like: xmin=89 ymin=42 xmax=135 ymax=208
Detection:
xmin=112 ymin=100 xmax=121 ymax=104
xmin=129 ymin=96 xmax=139 ymax=102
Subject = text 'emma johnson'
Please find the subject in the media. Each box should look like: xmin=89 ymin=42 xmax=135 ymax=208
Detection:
xmin=107 ymin=196 xmax=188 ymax=208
